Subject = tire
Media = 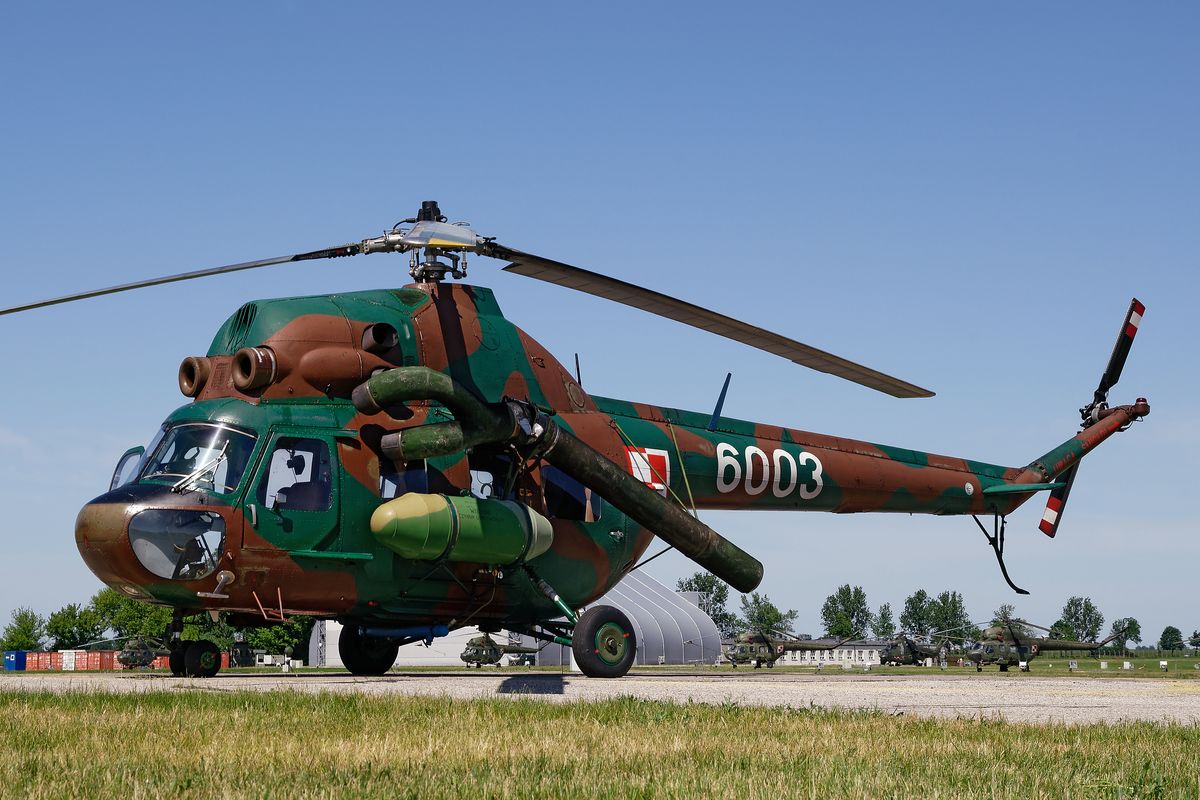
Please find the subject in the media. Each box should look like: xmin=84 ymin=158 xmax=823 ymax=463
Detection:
xmin=184 ymin=640 xmax=221 ymax=678
xmin=999 ymin=663 xmax=1009 ymax=673
xmin=339 ymin=625 xmax=398 ymax=676
xmin=572 ymin=605 xmax=637 ymax=678
xmin=168 ymin=646 xmax=186 ymax=676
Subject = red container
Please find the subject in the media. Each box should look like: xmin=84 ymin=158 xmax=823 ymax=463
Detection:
xmin=25 ymin=652 xmax=46 ymax=671
xmin=151 ymin=656 xmax=169 ymax=670
xmin=98 ymin=651 xmax=116 ymax=671
xmin=221 ymin=652 xmax=230 ymax=669
xmin=49 ymin=652 xmax=62 ymax=671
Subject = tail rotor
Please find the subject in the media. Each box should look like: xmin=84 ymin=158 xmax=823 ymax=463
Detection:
xmin=1040 ymin=298 xmax=1145 ymax=538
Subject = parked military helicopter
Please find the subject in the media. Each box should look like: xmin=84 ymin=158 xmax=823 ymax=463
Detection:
xmin=460 ymin=634 xmax=539 ymax=668
xmin=723 ymin=630 xmax=854 ymax=668
xmin=879 ymin=635 xmax=947 ymax=667
xmin=1 ymin=201 xmax=1150 ymax=679
xmin=967 ymin=621 xmax=1127 ymax=672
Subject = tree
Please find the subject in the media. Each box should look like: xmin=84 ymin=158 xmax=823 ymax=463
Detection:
xmin=1158 ymin=626 xmax=1184 ymax=652
xmin=1110 ymin=617 xmax=1141 ymax=651
xmin=1190 ymin=630 xmax=1200 ymax=650
xmin=91 ymin=588 xmax=173 ymax=640
xmin=820 ymin=585 xmax=870 ymax=638
xmin=990 ymin=604 xmax=1030 ymax=637
xmin=738 ymin=592 xmax=798 ymax=635
xmin=245 ymin=617 xmax=314 ymax=657
xmin=1060 ymin=596 xmax=1104 ymax=642
xmin=900 ymin=590 xmax=931 ymax=637
xmin=677 ymin=572 xmax=740 ymax=638
xmin=0 ymin=607 xmax=46 ymax=651
xmin=45 ymin=603 xmax=105 ymax=650
xmin=926 ymin=591 xmax=974 ymax=640
xmin=1050 ymin=619 xmax=1078 ymax=641
xmin=871 ymin=603 xmax=896 ymax=639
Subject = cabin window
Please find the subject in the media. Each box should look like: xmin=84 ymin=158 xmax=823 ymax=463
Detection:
xmin=543 ymin=466 xmax=602 ymax=521
xmin=379 ymin=459 xmax=428 ymax=499
xmin=258 ymin=437 xmax=332 ymax=511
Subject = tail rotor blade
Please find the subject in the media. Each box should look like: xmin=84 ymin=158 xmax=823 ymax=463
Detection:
xmin=1094 ymin=298 xmax=1146 ymax=404
xmin=1038 ymin=464 xmax=1079 ymax=538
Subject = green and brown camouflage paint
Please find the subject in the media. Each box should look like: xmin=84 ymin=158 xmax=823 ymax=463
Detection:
xmin=73 ymin=281 xmax=1148 ymax=635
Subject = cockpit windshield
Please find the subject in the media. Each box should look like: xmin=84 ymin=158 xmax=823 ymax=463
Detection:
xmin=139 ymin=422 xmax=257 ymax=495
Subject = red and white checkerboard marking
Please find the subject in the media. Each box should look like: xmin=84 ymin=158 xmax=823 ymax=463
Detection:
xmin=625 ymin=447 xmax=670 ymax=496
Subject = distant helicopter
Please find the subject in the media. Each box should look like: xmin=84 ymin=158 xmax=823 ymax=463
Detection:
xmin=967 ymin=621 xmax=1127 ymax=671
xmin=878 ymin=635 xmax=948 ymax=666
xmin=459 ymin=634 xmax=539 ymax=668
xmin=1 ymin=201 xmax=1149 ymax=679
xmin=723 ymin=630 xmax=854 ymax=668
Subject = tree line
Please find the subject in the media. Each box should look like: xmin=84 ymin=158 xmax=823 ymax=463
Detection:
xmin=0 ymin=591 xmax=313 ymax=657
xmin=676 ymin=572 xmax=1197 ymax=652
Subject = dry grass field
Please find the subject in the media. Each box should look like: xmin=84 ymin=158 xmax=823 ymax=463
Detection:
xmin=1 ymin=689 xmax=1197 ymax=799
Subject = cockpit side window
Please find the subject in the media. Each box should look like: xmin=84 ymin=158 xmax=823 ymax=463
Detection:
xmin=379 ymin=459 xmax=428 ymax=499
xmin=543 ymin=466 xmax=602 ymax=521
xmin=258 ymin=437 xmax=332 ymax=511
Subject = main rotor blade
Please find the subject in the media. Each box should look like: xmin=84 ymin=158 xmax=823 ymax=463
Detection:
xmin=0 ymin=243 xmax=361 ymax=317
xmin=486 ymin=244 xmax=934 ymax=399
xmin=1094 ymin=298 xmax=1145 ymax=403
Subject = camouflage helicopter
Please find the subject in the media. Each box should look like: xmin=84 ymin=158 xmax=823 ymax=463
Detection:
xmin=723 ymin=630 xmax=855 ymax=668
xmin=1 ymin=201 xmax=1150 ymax=680
xmin=967 ymin=621 xmax=1127 ymax=672
xmin=460 ymin=634 xmax=539 ymax=668
xmin=878 ymin=634 xmax=949 ymax=667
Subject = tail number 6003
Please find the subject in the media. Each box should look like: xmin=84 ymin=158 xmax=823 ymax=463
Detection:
xmin=716 ymin=443 xmax=823 ymax=500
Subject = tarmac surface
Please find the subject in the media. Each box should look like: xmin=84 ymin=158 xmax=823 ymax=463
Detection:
xmin=4 ymin=670 xmax=1199 ymax=725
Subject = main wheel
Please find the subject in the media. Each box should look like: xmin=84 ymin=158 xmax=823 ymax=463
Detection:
xmin=168 ymin=646 xmax=186 ymax=677
xmin=572 ymin=605 xmax=637 ymax=678
xmin=339 ymin=625 xmax=399 ymax=676
xmin=999 ymin=663 xmax=1009 ymax=673
xmin=184 ymin=640 xmax=221 ymax=678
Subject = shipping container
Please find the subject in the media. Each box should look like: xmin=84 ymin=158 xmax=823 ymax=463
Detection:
xmin=50 ymin=652 xmax=62 ymax=670
xmin=24 ymin=652 xmax=44 ymax=671
xmin=98 ymin=651 xmax=116 ymax=670
xmin=3 ymin=651 xmax=27 ymax=671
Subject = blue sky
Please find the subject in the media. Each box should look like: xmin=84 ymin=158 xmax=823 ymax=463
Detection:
xmin=1 ymin=4 xmax=1196 ymax=644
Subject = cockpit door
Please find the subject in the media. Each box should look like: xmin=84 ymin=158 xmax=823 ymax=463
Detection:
xmin=241 ymin=430 xmax=340 ymax=553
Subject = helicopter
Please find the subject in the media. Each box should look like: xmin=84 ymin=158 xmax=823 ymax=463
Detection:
xmin=966 ymin=621 xmax=1128 ymax=672
xmin=459 ymin=633 xmax=539 ymax=668
xmin=723 ymin=630 xmax=855 ymax=668
xmin=1 ymin=200 xmax=1150 ymax=680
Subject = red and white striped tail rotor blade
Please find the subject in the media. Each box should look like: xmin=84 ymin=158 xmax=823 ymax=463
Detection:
xmin=1039 ymin=464 xmax=1079 ymax=538
xmin=1096 ymin=298 xmax=1146 ymax=400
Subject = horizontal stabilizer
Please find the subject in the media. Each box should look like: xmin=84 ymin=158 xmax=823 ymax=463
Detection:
xmin=981 ymin=482 xmax=1066 ymax=496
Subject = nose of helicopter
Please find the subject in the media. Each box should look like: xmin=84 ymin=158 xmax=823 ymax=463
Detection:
xmin=74 ymin=500 xmax=138 ymax=588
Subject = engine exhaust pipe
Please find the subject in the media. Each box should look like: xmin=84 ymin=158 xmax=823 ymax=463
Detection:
xmin=353 ymin=367 xmax=764 ymax=592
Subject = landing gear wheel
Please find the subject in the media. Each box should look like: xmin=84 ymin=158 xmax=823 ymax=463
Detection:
xmin=572 ymin=605 xmax=636 ymax=678
xmin=999 ymin=663 xmax=1009 ymax=672
xmin=184 ymin=640 xmax=221 ymax=678
xmin=766 ymin=661 xmax=774 ymax=668
xmin=976 ymin=665 xmax=983 ymax=673
xmin=339 ymin=625 xmax=399 ymax=676
xmin=168 ymin=646 xmax=186 ymax=677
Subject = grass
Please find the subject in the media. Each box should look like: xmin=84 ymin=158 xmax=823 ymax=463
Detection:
xmin=0 ymin=689 xmax=1196 ymax=798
